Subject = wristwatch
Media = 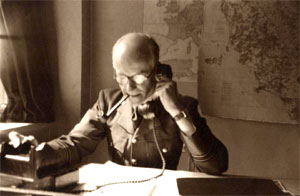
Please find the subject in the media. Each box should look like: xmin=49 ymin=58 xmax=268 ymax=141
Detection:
xmin=173 ymin=110 xmax=187 ymax=121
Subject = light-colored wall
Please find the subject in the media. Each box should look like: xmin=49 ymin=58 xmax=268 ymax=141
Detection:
xmin=52 ymin=0 xmax=82 ymax=127
xmin=41 ymin=0 xmax=83 ymax=135
xmin=206 ymin=116 xmax=299 ymax=179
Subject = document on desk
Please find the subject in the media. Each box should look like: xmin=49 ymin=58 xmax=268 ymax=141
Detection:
xmin=70 ymin=162 xmax=297 ymax=196
xmin=77 ymin=161 xmax=161 ymax=196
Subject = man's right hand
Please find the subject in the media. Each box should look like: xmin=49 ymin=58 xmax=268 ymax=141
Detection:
xmin=5 ymin=131 xmax=38 ymax=155
xmin=8 ymin=131 xmax=38 ymax=148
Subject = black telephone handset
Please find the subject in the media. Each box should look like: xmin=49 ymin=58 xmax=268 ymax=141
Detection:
xmin=136 ymin=63 xmax=173 ymax=118
xmin=155 ymin=63 xmax=173 ymax=81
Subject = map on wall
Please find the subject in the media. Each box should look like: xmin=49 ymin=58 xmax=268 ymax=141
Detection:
xmin=143 ymin=0 xmax=299 ymax=124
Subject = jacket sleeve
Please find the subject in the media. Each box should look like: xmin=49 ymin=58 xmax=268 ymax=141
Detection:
xmin=180 ymin=97 xmax=228 ymax=175
xmin=35 ymin=91 xmax=107 ymax=178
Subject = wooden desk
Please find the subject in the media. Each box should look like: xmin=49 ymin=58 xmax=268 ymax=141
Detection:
xmin=0 ymin=161 xmax=298 ymax=196
xmin=76 ymin=162 xmax=298 ymax=196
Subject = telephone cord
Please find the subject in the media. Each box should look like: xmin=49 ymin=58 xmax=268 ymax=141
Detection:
xmin=71 ymin=118 xmax=166 ymax=194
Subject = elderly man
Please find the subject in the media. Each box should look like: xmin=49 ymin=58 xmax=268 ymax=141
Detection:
xmin=11 ymin=32 xmax=228 ymax=178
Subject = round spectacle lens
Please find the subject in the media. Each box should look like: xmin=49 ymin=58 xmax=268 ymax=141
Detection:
xmin=115 ymin=74 xmax=148 ymax=85
xmin=132 ymin=75 xmax=147 ymax=84
xmin=114 ymin=64 xmax=156 ymax=85
xmin=115 ymin=76 xmax=128 ymax=84
xmin=116 ymin=76 xmax=128 ymax=84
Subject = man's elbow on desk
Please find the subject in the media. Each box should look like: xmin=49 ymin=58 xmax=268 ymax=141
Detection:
xmin=194 ymin=144 xmax=229 ymax=175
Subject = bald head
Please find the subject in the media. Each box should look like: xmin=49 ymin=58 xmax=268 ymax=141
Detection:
xmin=112 ymin=32 xmax=159 ymax=69
xmin=112 ymin=33 xmax=159 ymax=105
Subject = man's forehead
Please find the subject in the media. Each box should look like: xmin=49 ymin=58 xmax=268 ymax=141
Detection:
xmin=113 ymin=35 xmax=153 ymax=59
xmin=114 ymin=60 xmax=153 ymax=73
xmin=113 ymin=44 xmax=154 ymax=70
xmin=113 ymin=42 xmax=127 ymax=59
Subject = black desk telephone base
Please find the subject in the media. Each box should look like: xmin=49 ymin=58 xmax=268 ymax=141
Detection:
xmin=0 ymin=142 xmax=78 ymax=190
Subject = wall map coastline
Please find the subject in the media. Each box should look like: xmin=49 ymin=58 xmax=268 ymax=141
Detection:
xmin=143 ymin=0 xmax=299 ymax=124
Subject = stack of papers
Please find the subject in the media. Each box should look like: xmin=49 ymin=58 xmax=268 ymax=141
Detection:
xmin=77 ymin=161 xmax=162 ymax=196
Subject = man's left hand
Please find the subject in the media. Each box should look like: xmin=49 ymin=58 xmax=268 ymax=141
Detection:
xmin=153 ymin=74 xmax=183 ymax=117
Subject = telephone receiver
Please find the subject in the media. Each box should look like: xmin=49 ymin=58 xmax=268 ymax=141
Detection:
xmin=155 ymin=62 xmax=173 ymax=81
xmin=137 ymin=63 xmax=173 ymax=118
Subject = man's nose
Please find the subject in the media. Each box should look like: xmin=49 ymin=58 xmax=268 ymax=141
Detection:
xmin=126 ymin=79 xmax=136 ymax=91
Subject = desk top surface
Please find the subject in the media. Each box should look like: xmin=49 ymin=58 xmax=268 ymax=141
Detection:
xmin=0 ymin=161 xmax=299 ymax=196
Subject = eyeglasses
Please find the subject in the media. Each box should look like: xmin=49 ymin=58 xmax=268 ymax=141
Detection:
xmin=114 ymin=67 xmax=156 ymax=85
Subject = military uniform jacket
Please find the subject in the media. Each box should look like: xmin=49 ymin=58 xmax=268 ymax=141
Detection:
xmin=39 ymin=88 xmax=228 ymax=176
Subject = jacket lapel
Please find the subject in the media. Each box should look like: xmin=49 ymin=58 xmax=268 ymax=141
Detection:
xmin=116 ymin=99 xmax=135 ymax=134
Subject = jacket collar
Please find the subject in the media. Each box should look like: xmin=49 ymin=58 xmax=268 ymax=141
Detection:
xmin=116 ymin=98 xmax=135 ymax=134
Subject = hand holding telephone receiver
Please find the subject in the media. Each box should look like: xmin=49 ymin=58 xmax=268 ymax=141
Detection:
xmin=137 ymin=63 xmax=173 ymax=117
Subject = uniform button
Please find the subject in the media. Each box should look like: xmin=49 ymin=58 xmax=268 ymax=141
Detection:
xmin=132 ymin=138 xmax=137 ymax=144
xmin=131 ymin=158 xmax=137 ymax=165
xmin=162 ymin=148 xmax=168 ymax=153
